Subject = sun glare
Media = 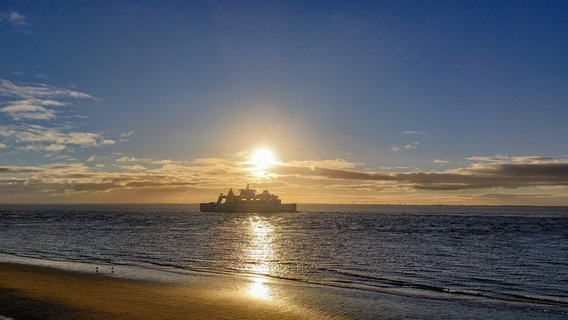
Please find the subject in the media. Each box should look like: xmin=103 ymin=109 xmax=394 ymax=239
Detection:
xmin=248 ymin=276 xmax=271 ymax=300
xmin=250 ymin=148 xmax=276 ymax=169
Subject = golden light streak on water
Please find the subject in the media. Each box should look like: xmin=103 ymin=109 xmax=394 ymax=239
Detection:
xmin=244 ymin=216 xmax=276 ymax=300
xmin=247 ymin=276 xmax=271 ymax=300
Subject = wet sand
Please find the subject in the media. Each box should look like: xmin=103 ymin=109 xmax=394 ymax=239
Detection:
xmin=2 ymin=261 xmax=565 ymax=320
xmin=0 ymin=262 xmax=339 ymax=320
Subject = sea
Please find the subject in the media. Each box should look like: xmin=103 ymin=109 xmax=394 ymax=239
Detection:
xmin=1 ymin=204 xmax=567 ymax=319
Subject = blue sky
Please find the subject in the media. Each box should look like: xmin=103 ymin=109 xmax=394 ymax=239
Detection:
xmin=1 ymin=0 xmax=568 ymax=204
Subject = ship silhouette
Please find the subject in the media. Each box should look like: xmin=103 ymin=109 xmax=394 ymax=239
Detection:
xmin=200 ymin=184 xmax=297 ymax=212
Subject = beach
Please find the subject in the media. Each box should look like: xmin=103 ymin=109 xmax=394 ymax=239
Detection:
xmin=0 ymin=262 xmax=338 ymax=320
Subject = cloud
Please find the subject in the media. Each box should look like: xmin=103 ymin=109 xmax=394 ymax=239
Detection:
xmin=509 ymin=156 xmax=558 ymax=164
xmin=119 ymin=130 xmax=135 ymax=142
xmin=12 ymin=154 xmax=564 ymax=196
xmin=433 ymin=159 xmax=451 ymax=164
xmin=0 ymin=154 xmax=567 ymax=204
xmin=101 ymin=139 xmax=116 ymax=146
xmin=116 ymin=156 xmax=140 ymax=163
xmin=460 ymin=162 xmax=568 ymax=178
xmin=466 ymin=155 xmax=509 ymax=163
xmin=1 ymin=101 xmax=56 ymax=120
xmin=0 ymin=166 xmax=42 ymax=174
xmin=115 ymin=156 xmax=162 ymax=164
xmin=0 ymin=80 xmax=120 ymax=154
xmin=0 ymin=80 xmax=92 ymax=122
xmin=466 ymin=155 xmax=563 ymax=165
xmin=0 ymin=11 xmax=29 ymax=26
xmin=391 ymin=142 xmax=419 ymax=152
xmin=274 ymin=156 xmax=568 ymax=191
xmin=0 ymin=124 xmax=117 ymax=151
xmin=285 ymin=159 xmax=357 ymax=170
xmin=274 ymin=166 xmax=395 ymax=181
xmin=401 ymin=130 xmax=425 ymax=135
xmin=0 ymin=143 xmax=6 ymax=149
xmin=191 ymin=157 xmax=236 ymax=167
xmin=0 ymin=80 xmax=92 ymax=100
xmin=6 ymin=125 xmax=93 ymax=146
xmin=120 ymin=131 xmax=135 ymax=138
xmin=0 ymin=158 xmax=241 ymax=203
xmin=119 ymin=165 xmax=147 ymax=171
xmin=1 ymin=154 xmax=246 ymax=189
xmin=18 ymin=144 xmax=66 ymax=152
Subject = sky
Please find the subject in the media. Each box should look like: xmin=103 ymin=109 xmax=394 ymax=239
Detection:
xmin=1 ymin=0 xmax=567 ymax=205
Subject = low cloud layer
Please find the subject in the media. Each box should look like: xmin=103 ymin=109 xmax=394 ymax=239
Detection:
xmin=0 ymin=158 xmax=248 ymax=203
xmin=275 ymin=159 xmax=568 ymax=191
xmin=0 ymin=154 xmax=567 ymax=204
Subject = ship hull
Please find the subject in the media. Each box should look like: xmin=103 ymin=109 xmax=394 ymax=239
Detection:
xmin=199 ymin=203 xmax=297 ymax=213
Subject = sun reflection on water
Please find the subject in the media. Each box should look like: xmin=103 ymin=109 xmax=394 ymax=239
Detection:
xmin=248 ymin=276 xmax=271 ymax=300
xmin=245 ymin=216 xmax=276 ymax=300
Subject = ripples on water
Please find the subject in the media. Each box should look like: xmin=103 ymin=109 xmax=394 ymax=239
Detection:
xmin=1 ymin=204 xmax=567 ymax=315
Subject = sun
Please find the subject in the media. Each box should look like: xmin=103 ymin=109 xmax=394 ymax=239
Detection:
xmin=250 ymin=148 xmax=276 ymax=169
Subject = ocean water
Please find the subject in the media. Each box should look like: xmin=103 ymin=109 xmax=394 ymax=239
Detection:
xmin=1 ymin=204 xmax=567 ymax=319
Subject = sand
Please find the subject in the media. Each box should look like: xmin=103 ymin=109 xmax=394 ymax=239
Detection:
xmin=0 ymin=262 xmax=340 ymax=320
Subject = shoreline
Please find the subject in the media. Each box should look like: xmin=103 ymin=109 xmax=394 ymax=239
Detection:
xmin=0 ymin=262 xmax=339 ymax=320
xmin=2 ymin=259 xmax=567 ymax=319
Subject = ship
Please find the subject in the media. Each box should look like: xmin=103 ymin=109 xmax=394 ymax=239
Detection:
xmin=200 ymin=184 xmax=297 ymax=213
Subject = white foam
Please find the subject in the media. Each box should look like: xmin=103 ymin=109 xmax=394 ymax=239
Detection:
xmin=0 ymin=253 xmax=196 ymax=284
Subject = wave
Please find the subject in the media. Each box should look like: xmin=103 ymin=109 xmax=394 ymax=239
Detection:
xmin=2 ymin=251 xmax=567 ymax=317
xmin=132 ymin=258 xmax=568 ymax=314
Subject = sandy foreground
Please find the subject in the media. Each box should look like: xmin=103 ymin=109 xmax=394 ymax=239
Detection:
xmin=0 ymin=262 xmax=342 ymax=320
